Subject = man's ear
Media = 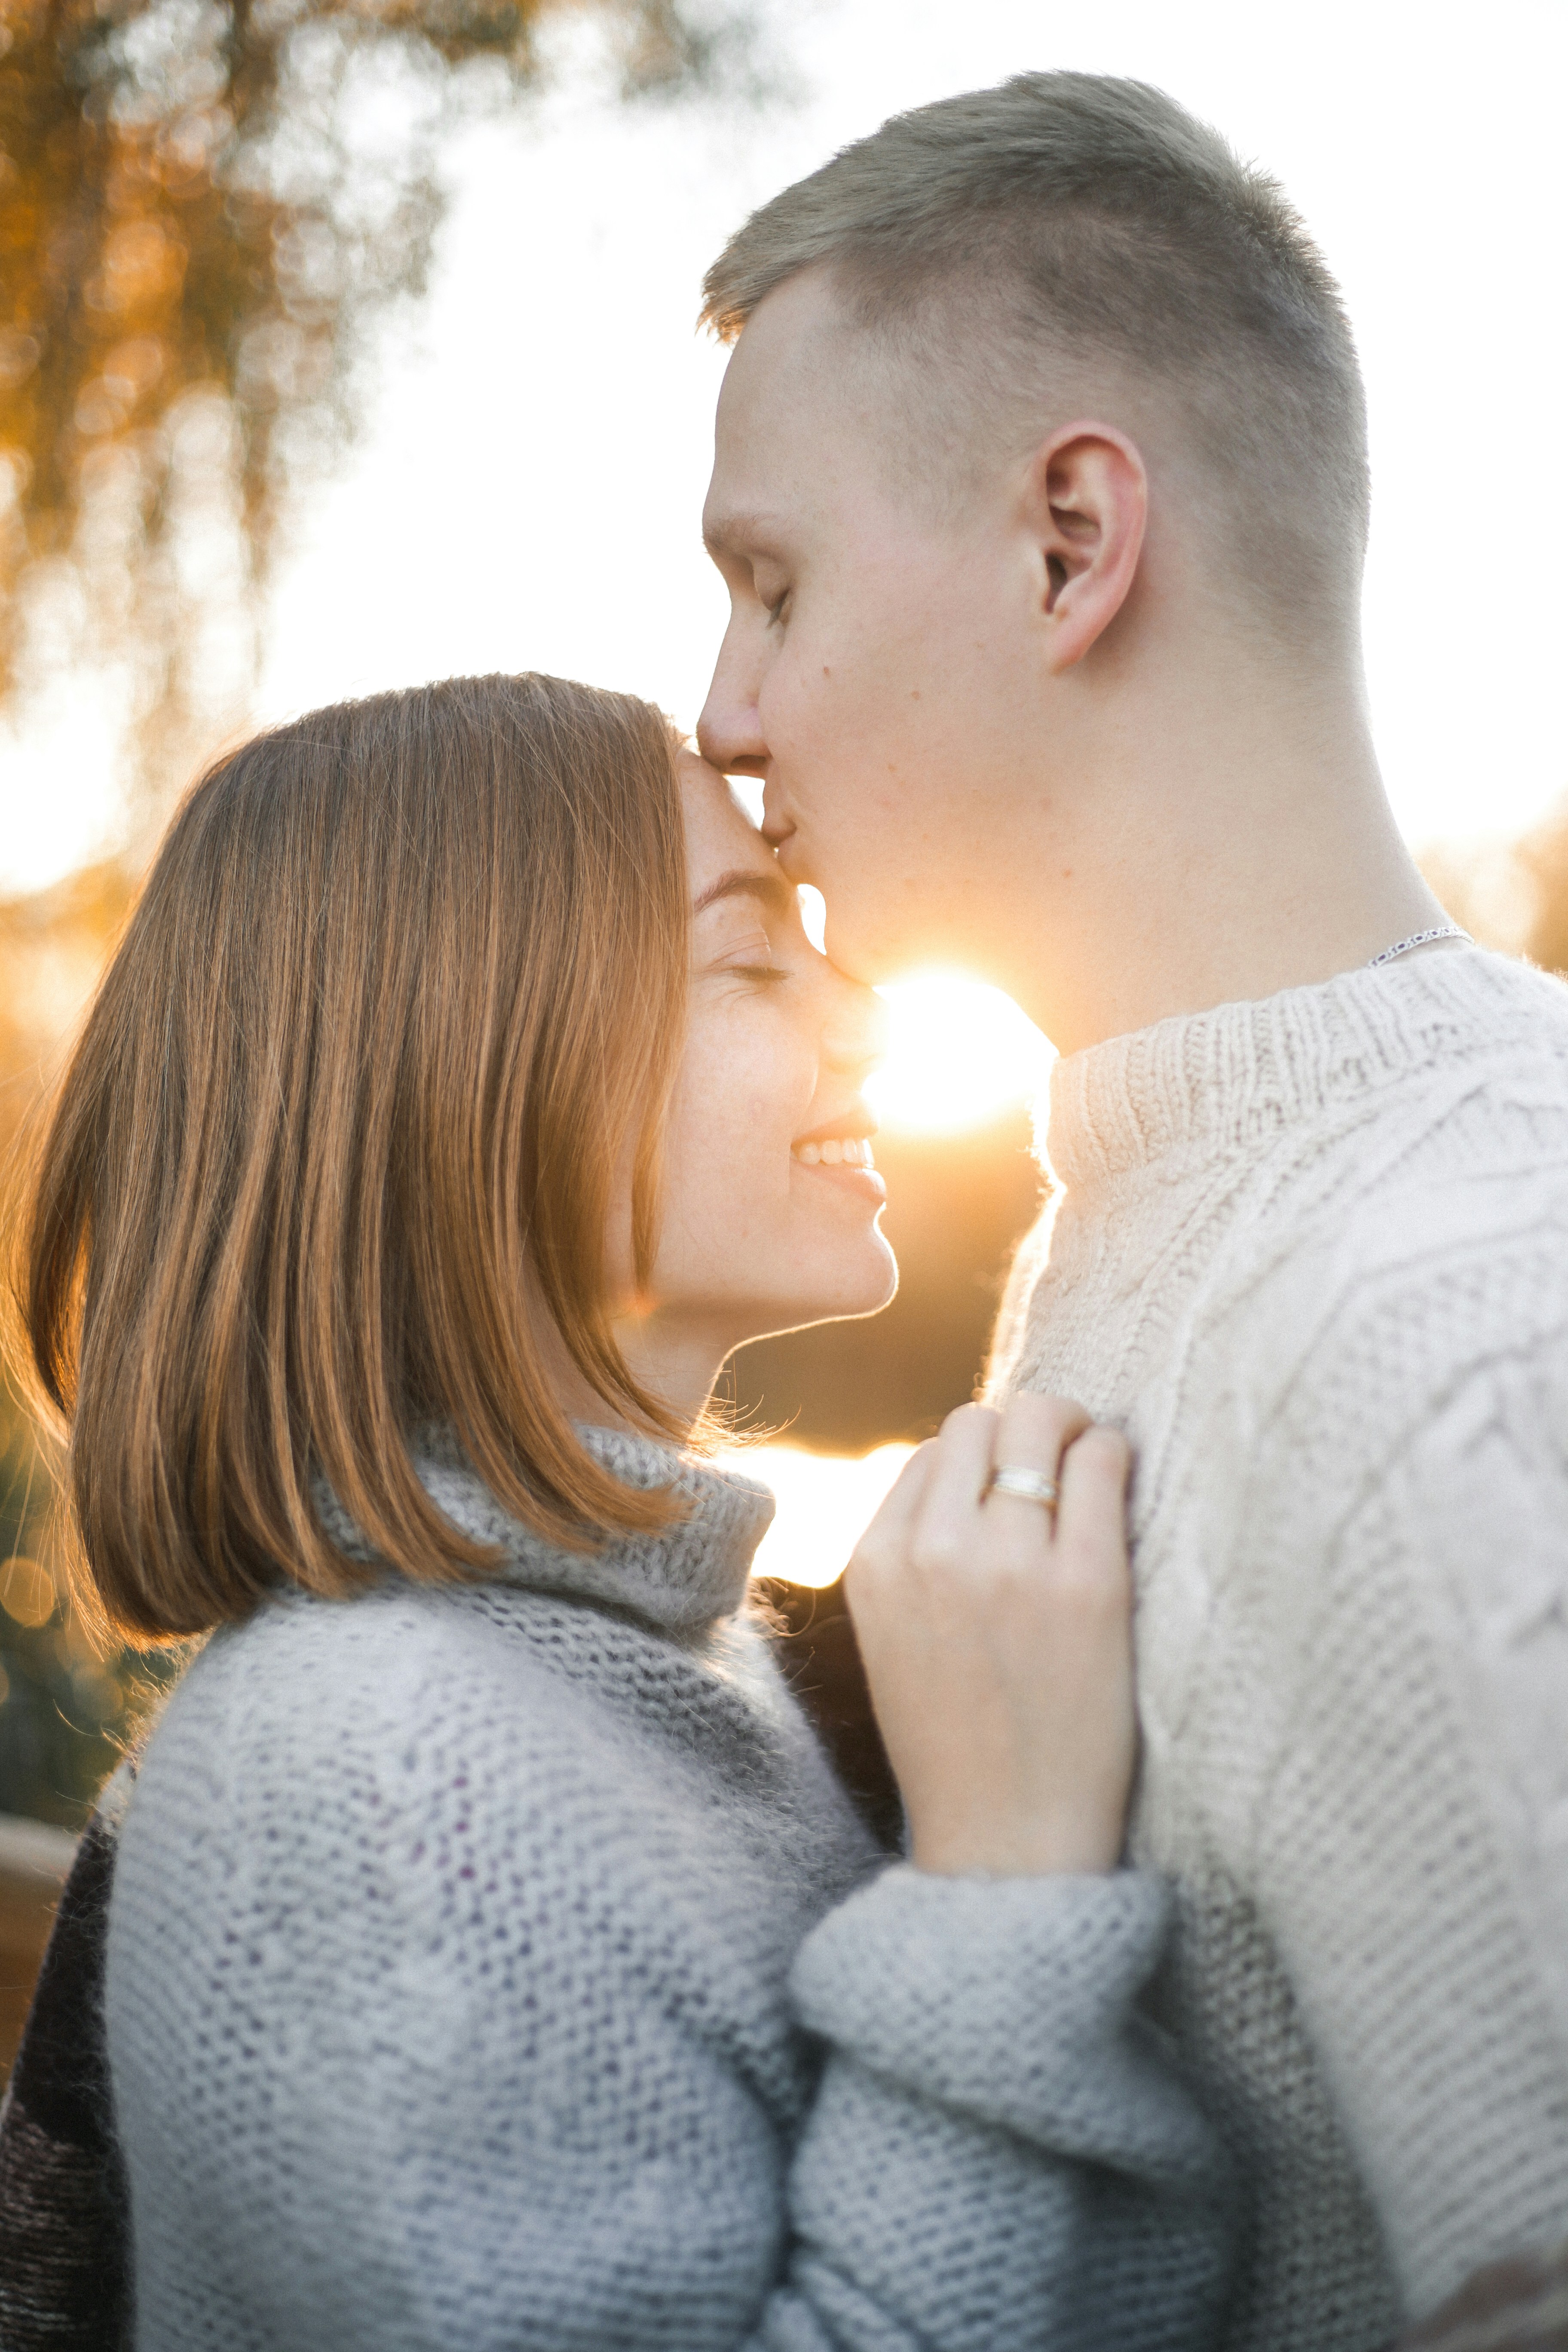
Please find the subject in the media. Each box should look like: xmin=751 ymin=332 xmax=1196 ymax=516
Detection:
xmin=1021 ymin=423 xmax=1148 ymax=673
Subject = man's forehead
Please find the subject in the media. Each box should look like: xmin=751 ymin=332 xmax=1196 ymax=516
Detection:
xmin=706 ymin=279 xmax=858 ymax=488
xmin=705 ymin=273 xmax=931 ymax=552
xmin=721 ymin=265 xmax=847 ymax=401
xmin=703 ymin=407 xmax=858 ymax=561
xmin=704 ymin=358 xmax=820 ymax=553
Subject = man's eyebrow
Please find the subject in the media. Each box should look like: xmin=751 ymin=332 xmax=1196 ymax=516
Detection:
xmin=701 ymin=509 xmax=784 ymax=560
xmin=692 ymin=869 xmax=794 ymax=919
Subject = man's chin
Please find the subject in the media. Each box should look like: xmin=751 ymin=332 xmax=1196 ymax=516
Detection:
xmin=773 ymin=842 xmax=913 ymax=986
xmin=772 ymin=833 xmax=812 ymax=887
xmin=819 ymin=914 xmax=903 ymax=991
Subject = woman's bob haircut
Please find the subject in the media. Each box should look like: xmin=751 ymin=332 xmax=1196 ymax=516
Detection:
xmin=19 ymin=672 xmax=692 ymax=1642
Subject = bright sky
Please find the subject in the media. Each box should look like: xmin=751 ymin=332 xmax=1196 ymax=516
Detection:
xmin=7 ymin=0 xmax=1562 ymax=1569
xmin=6 ymin=0 xmax=1565 ymax=1152
xmin=262 ymin=0 xmax=1568 ymax=836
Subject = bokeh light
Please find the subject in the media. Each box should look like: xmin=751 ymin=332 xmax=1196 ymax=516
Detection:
xmin=0 ymin=1557 xmax=55 ymax=1632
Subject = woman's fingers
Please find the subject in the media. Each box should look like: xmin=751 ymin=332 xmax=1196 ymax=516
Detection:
xmin=845 ymin=1393 xmax=1138 ymax=1880
xmin=908 ymin=1404 xmax=999 ymax=1571
xmin=849 ymin=1440 xmax=936 ymax=1580
xmin=993 ymin=1389 xmax=1093 ymax=1473
xmin=1054 ymin=1424 xmax=1133 ymax=1586
xmin=983 ymin=1392 xmax=1093 ymax=1531
xmin=906 ymin=1393 xmax=1096 ymax=1572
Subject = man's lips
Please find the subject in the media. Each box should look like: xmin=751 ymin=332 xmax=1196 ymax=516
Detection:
xmin=761 ymin=797 xmax=806 ymax=878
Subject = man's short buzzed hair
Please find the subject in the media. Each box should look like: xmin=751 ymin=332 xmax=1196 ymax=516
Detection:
xmin=702 ymin=73 xmax=1370 ymax=645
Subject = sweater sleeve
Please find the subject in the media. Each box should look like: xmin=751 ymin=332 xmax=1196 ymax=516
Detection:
xmin=769 ymin=1866 xmax=1233 ymax=2352
xmin=1238 ymin=1339 xmax=1568 ymax=2319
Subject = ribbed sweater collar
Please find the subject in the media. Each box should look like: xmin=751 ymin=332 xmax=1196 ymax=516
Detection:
xmin=325 ymin=1424 xmax=775 ymax=1634
xmin=1044 ymin=947 xmax=1524 ymax=1193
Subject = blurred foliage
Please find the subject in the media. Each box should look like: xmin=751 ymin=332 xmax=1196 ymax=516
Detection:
xmin=1419 ymin=801 xmax=1568 ymax=972
xmin=0 ymin=861 xmax=172 ymax=1827
xmin=0 ymin=1391 xmax=183 ymax=1828
xmin=0 ymin=0 xmax=766 ymax=815
xmin=0 ymin=0 xmax=772 ymax=1827
xmin=0 ymin=858 xmax=135 ymax=1162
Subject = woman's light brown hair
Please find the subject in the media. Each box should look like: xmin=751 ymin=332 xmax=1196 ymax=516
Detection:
xmin=19 ymin=672 xmax=691 ymax=1642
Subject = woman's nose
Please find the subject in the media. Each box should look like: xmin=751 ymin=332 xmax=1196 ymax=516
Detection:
xmin=821 ymin=969 xmax=888 ymax=1081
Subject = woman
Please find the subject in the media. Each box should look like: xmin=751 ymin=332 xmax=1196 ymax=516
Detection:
xmin=16 ymin=673 xmax=1231 ymax=2348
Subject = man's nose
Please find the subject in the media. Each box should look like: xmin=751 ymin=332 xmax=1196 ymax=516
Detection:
xmin=697 ymin=629 xmax=769 ymax=781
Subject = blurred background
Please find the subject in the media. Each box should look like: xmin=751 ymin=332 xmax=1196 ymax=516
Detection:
xmin=1 ymin=0 xmax=1565 ymax=1886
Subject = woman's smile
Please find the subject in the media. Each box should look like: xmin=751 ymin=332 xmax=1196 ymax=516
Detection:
xmin=790 ymin=1128 xmax=886 ymax=1200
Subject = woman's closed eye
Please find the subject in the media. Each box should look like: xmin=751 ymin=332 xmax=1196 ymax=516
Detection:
xmin=716 ymin=940 xmax=789 ymax=989
xmin=708 ymin=928 xmax=791 ymax=990
xmin=695 ymin=882 xmax=803 ymax=993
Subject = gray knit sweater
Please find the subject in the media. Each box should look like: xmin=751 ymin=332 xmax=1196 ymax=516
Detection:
xmin=991 ymin=946 xmax=1568 ymax=2348
xmin=105 ymin=1426 xmax=1231 ymax=2352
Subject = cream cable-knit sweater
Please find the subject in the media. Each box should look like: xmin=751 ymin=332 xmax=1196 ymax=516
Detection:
xmin=105 ymin=1425 xmax=1232 ymax=2352
xmin=990 ymin=945 xmax=1568 ymax=2349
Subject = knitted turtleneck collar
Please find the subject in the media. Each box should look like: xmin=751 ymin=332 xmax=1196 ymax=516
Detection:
xmin=321 ymin=1423 xmax=775 ymax=1635
xmin=1043 ymin=946 xmax=1526 ymax=1194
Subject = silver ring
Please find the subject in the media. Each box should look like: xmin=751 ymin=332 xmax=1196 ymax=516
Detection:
xmin=987 ymin=1464 xmax=1059 ymax=1509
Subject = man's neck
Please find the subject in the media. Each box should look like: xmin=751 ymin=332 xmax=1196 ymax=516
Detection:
xmin=1001 ymin=661 xmax=1447 ymax=1057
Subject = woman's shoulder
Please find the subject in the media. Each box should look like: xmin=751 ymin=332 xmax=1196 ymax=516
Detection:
xmin=118 ymin=1576 xmax=834 ymax=1900
xmin=108 ymin=1585 xmax=667 ymax=1993
xmin=135 ymin=1575 xmax=646 ymax=1804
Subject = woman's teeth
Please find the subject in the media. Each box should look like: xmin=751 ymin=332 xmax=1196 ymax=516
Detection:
xmin=792 ymin=1138 xmax=876 ymax=1169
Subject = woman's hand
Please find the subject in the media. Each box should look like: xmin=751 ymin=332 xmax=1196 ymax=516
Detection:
xmin=845 ymin=1394 xmax=1135 ymax=1877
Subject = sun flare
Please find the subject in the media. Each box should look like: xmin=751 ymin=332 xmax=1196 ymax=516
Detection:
xmin=869 ymin=971 xmax=1052 ymax=1139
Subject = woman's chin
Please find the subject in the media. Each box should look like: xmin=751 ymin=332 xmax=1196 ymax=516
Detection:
xmin=739 ymin=1246 xmax=899 ymax=1345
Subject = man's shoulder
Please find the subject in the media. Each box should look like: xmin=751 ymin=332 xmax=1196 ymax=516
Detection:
xmin=1201 ymin=956 xmax=1568 ymax=1342
xmin=1185 ymin=1158 xmax=1568 ymax=1529
xmin=993 ymin=953 xmax=1568 ymax=1415
xmin=1386 ymin=951 xmax=1568 ymax=1153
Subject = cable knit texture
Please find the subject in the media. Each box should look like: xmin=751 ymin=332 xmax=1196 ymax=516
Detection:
xmin=106 ymin=1424 xmax=1232 ymax=2351
xmin=989 ymin=946 xmax=1568 ymax=2349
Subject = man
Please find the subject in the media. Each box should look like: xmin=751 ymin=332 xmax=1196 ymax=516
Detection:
xmin=696 ymin=71 xmax=1568 ymax=2351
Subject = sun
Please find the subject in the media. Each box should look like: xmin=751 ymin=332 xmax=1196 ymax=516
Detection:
xmin=868 ymin=970 xmax=1053 ymax=1138
xmin=786 ymin=885 xmax=1052 ymax=1139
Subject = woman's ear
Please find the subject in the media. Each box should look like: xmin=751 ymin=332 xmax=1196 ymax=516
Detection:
xmin=1022 ymin=422 xmax=1148 ymax=672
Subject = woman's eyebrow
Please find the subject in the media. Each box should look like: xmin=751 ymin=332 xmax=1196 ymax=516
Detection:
xmin=692 ymin=869 xmax=794 ymax=919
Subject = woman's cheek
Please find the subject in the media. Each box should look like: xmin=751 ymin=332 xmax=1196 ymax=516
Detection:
xmin=667 ymin=1036 xmax=784 ymax=1211
xmin=687 ymin=1000 xmax=816 ymax=1188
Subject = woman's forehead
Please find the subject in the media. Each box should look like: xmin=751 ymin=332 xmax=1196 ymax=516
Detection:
xmin=679 ymin=753 xmax=775 ymax=891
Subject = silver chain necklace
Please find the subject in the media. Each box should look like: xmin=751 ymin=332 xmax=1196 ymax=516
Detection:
xmin=1367 ymin=924 xmax=1473 ymax=969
